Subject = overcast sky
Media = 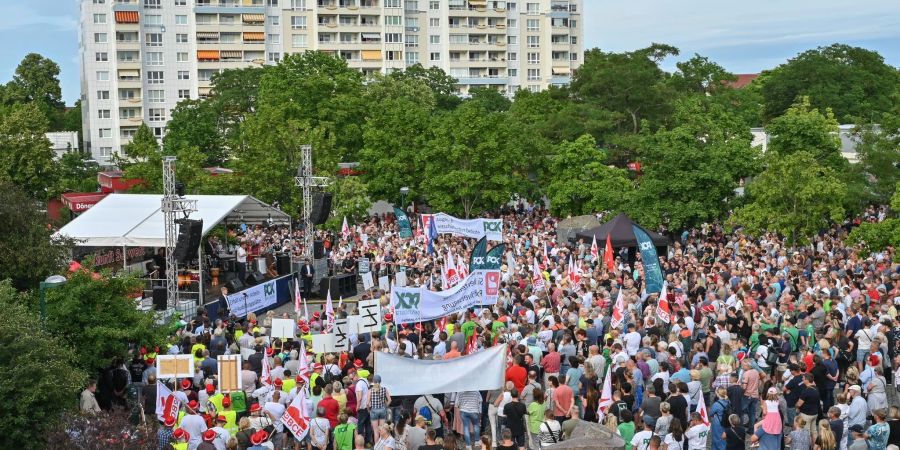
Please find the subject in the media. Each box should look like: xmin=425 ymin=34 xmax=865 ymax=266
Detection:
xmin=0 ymin=0 xmax=898 ymax=104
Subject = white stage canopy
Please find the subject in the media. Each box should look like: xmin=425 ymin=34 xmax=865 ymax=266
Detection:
xmin=54 ymin=194 xmax=289 ymax=247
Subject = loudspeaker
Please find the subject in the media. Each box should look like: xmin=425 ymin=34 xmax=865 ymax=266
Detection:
xmin=313 ymin=240 xmax=325 ymax=259
xmin=318 ymin=274 xmax=357 ymax=299
xmin=276 ymin=254 xmax=291 ymax=275
xmin=309 ymin=192 xmax=333 ymax=225
xmin=225 ymin=278 xmax=244 ymax=294
xmin=245 ymin=272 xmax=265 ymax=286
xmin=173 ymin=219 xmax=203 ymax=263
xmin=152 ymin=286 xmax=167 ymax=310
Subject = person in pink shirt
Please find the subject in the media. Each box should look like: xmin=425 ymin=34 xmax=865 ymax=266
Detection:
xmin=550 ymin=376 xmax=574 ymax=423
xmin=541 ymin=343 xmax=561 ymax=385
xmin=740 ymin=359 xmax=760 ymax=429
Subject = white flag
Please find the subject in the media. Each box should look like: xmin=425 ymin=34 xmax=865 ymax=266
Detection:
xmin=610 ymin=288 xmax=625 ymax=329
xmin=531 ymin=258 xmax=545 ymax=291
xmin=297 ymin=342 xmax=310 ymax=385
xmin=261 ymin=352 xmax=272 ymax=386
xmin=294 ymin=278 xmax=303 ymax=315
xmin=282 ymin=388 xmax=311 ymax=441
xmin=597 ymin=366 xmax=613 ymax=422
xmin=324 ymin=289 xmax=335 ymax=333
xmin=155 ymin=381 xmax=180 ymax=422
xmin=341 ymin=216 xmax=351 ymax=239
xmin=590 ymin=235 xmax=599 ymax=263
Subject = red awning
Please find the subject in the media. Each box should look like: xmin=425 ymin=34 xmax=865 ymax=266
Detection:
xmin=61 ymin=192 xmax=109 ymax=213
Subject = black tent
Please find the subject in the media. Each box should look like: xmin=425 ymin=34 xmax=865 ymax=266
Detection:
xmin=573 ymin=212 xmax=669 ymax=248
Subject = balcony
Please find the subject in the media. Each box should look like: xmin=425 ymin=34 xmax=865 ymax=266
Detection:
xmin=455 ymin=76 xmax=509 ymax=85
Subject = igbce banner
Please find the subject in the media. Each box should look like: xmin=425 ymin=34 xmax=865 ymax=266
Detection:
xmin=423 ymin=213 xmax=503 ymax=242
xmin=391 ymin=271 xmax=487 ymax=324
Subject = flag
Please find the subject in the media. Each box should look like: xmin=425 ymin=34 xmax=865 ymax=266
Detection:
xmin=542 ymin=248 xmax=550 ymax=269
xmin=262 ymin=351 xmax=272 ymax=386
xmin=297 ymin=342 xmax=310 ymax=385
xmin=696 ymin=388 xmax=710 ymax=426
xmin=156 ymin=381 xmax=180 ymax=422
xmin=393 ymin=207 xmax=413 ymax=239
xmin=282 ymin=388 xmax=311 ymax=441
xmin=632 ymin=224 xmax=664 ymax=293
xmin=427 ymin=215 xmax=438 ymax=255
xmin=440 ymin=264 xmax=449 ymax=289
xmin=433 ymin=317 xmax=447 ymax=342
xmin=456 ymin=256 xmax=468 ymax=281
xmin=469 ymin=237 xmax=488 ymax=270
xmin=597 ymin=366 xmax=613 ymax=422
xmin=324 ymin=290 xmax=335 ymax=333
xmin=656 ymin=281 xmax=671 ymax=324
xmin=341 ymin=216 xmax=351 ymax=239
xmin=465 ymin=332 xmax=478 ymax=355
xmin=338 ymin=296 xmax=343 ymax=309
xmin=604 ymin=234 xmax=615 ymax=270
xmin=531 ymin=258 xmax=545 ymax=291
xmin=590 ymin=235 xmax=599 ymax=263
xmin=294 ymin=278 xmax=303 ymax=315
xmin=610 ymin=288 xmax=625 ymax=329
xmin=445 ymin=252 xmax=459 ymax=287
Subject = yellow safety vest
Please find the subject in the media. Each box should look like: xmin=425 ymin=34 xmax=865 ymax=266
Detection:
xmin=176 ymin=410 xmax=185 ymax=427
xmin=172 ymin=442 xmax=188 ymax=450
xmin=310 ymin=373 xmax=321 ymax=388
xmin=222 ymin=410 xmax=238 ymax=435
xmin=282 ymin=378 xmax=296 ymax=394
xmin=208 ymin=393 xmax=224 ymax=414
xmin=235 ymin=330 xmax=244 ymax=341
xmin=191 ymin=343 xmax=207 ymax=363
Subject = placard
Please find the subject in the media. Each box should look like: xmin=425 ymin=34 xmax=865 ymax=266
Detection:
xmin=358 ymin=257 xmax=370 ymax=274
xmin=362 ymin=272 xmax=374 ymax=290
xmin=378 ymin=276 xmax=390 ymax=291
xmin=157 ymin=354 xmax=194 ymax=378
xmin=218 ymin=355 xmax=242 ymax=392
xmin=311 ymin=334 xmax=335 ymax=354
xmin=394 ymin=271 xmax=407 ymax=288
xmin=347 ymin=315 xmax=362 ymax=335
xmin=358 ymin=299 xmax=382 ymax=333
xmin=271 ymin=318 xmax=296 ymax=339
xmin=333 ymin=318 xmax=349 ymax=351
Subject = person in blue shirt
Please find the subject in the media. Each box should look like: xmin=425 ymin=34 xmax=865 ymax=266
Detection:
xmin=865 ymin=409 xmax=890 ymax=450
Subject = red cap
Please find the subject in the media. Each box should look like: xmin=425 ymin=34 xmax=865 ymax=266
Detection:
xmin=222 ymin=396 xmax=232 ymax=407
xmin=313 ymin=363 xmax=323 ymax=371
xmin=274 ymin=378 xmax=283 ymax=387
xmin=251 ymin=430 xmax=269 ymax=445
xmin=266 ymin=347 xmax=274 ymax=356
xmin=188 ymin=400 xmax=199 ymax=410
xmin=313 ymin=312 xmax=321 ymax=319
xmin=154 ymin=346 xmax=160 ymax=353
xmin=203 ymin=429 xmax=217 ymax=442
xmin=216 ymin=414 xmax=227 ymax=423
xmin=173 ymin=428 xmax=189 ymax=441
xmin=353 ymin=359 xmax=364 ymax=368
xmin=250 ymin=403 xmax=262 ymax=413
xmin=384 ymin=313 xmax=394 ymax=321
xmin=205 ymin=384 xmax=215 ymax=394
xmin=181 ymin=379 xmax=192 ymax=390
xmin=146 ymin=358 xmax=155 ymax=365
xmin=300 ymin=325 xmax=310 ymax=334
xmin=296 ymin=375 xmax=304 ymax=383
xmin=164 ymin=416 xmax=177 ymax=427
xmin=139 ymin=346 xmax=147 ymax=355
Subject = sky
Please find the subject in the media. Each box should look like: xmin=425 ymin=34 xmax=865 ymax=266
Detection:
xmin=0 ymin=0 xmax=898 ymax=105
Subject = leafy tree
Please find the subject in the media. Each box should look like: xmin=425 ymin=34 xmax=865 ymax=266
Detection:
xmin=0 ymin=102 xmax=57 ymax=199
xmin=55 ymin=151 xmax=99 ymax=194
xmin=325 ymin=176 xmax=372 ymax=230
xmin=0 ymin=182 xmax=73 ymax=291
xmin=117 ymin=123 xmax=163 ymax=192
xmin=731 ymin=151 xmax=845 ymax=246
xmin=61 ymin=99 xmax=83 ymax=135
xmin=0 ymin=281 xmax=86 ymax=450
xmin=669 ymin=54 xmax=736 ymax=95
xmin=847 ymin=185 xmax=900 ymax=260
xmin=854 ymin=108 xmax=900 ymax=203
xmin=1 ymin=53 xmax=65 ymax=126
xmin=164 ymin=99 xmax=226 ymax=166
xmin=391 ymin=64 xmax=460 ymax=110
xmin=759 ymin=44 xmax=900 ymax=123
xmin=543 ymin=134 xmax=633 ymax=216
xmin=468 ymin=87 xmax=511 ymax=112
xmin=628 ymin=97 xmax=761 ymax=230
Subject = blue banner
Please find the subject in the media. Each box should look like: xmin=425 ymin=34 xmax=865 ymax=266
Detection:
xmin=632 ymin=225 xmax=664 ymax=294
xmin=393 ymin=207 xmax=413 ymax=238
xmin=224 ymin=273 xmax=293 ymax=318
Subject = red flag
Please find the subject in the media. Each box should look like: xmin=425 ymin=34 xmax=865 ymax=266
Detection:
xmin=604 ymin=234 xmax=615 ymax=270
xmin=282 ymin=388 xmax=311 ymax=441
xmin=597 ymin=366 xmax=613 ymax=422
xmin=590 ymin=236 xmax=599 ymax=263
xmin=465 ymin=332 xmax=478 ymax=355
xmin=696 ymin=388 xmax=710 ymax=426
xmin=656 ymin=281 xmax=671 ymax=324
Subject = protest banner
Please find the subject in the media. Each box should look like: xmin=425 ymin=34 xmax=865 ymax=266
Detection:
xmin=376 ymin=344 xmax=506 ymax=395
xmin=357 ymin=299 xmax=382 ymax=332
xmin=394 ymin=207 xmax=413 ymax=238
xmin=361 ymin=271 xmax=374 ymax=290
xmin=391 ymin=271 xmax=486 ymax=324
xmin=422 ymin=213 xmax=503 ymax=241
xmin=378 ymin=275 xmax=390 ymax=291
xmin=633 ymin=224 xmax=664 ymax=293
xmin=217 ymin=355 xmax=242 ymax=392
xmin=156 ymin=354 xmax=194 ymax=378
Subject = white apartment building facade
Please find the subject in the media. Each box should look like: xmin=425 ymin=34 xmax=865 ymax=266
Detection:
xmin=80 ymin=0 xmax=582 ymax=164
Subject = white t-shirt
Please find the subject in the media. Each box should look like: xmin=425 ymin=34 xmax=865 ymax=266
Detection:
xmin=236 ymin=246 xmax=247 ymax=263
xmin=631 ymin=430 xmax=654 ymax=450
xmin=623 ymin=331 xmax=642 ymax=356
xmin=265 ymin=401 xmax=286 ymax=432
xmin=663 ymin=433 xmax=685 ymax=450
xmin=355 ymin=379 xmax=370 ymax=408
xmin=309 ymin=417 xmax=331 ymax=448
xmin=685 ymin=423 xmax=710 ymax=450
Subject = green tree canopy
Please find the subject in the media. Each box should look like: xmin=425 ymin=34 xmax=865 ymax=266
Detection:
xmin=0 ymin=102 xmax=57 ymax=199
xmin=2 ymin=53 xmax=65 ymax=127
xmin=325 ymin=176 xmax=372 ymax=230
xmin=854 ymin=106 xmax=900 ymax=203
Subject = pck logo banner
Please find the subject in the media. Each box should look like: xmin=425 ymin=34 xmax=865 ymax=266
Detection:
xmin=632 ymin=224 xmax=664 ymax=294
xmin=391 ymin=271 xmax=487 ymax=324
xmin=227 ymin=278 xmax=279 ymax=317
xmin=424 ymin=213 xmax=503 ymax=242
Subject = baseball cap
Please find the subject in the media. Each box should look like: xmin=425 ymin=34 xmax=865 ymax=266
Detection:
xmin=849 ymin=424 xmax=864 ymax=433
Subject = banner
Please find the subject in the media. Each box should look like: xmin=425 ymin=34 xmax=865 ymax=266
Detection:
xmin=282 ymin=389 xmax=311 ymax=441
xmin=469 ymin=237 xmax=488 ymax=270
xmin=156 ymin=381 xmax=180 ymax=422
xmin=391 ymin=271 xmax=486 ymax=324
xmin=376 ymin=344 xmax=507 ymax=395
xmin=423 ymin=213 xmax=503 ymax=241
xmin=480 ymin=243 xmax=504 ymax=305
xmin=226 ymin=273 xmax=292 ymax=318
xmin=394 ymin=207 xmax=413 ymax=238
xmin=656 ymin=281 xmax=671 ymax=324
xmin=632 ymin=225 xmax=664 ymax=294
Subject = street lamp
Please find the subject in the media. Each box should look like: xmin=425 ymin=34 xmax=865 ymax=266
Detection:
xmin=39 ymin=275 xmax=67 ymax=326
xmin=400 ymin=186 xmax=409 ymax=211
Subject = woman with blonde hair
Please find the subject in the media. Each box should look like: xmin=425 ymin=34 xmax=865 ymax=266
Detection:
xmin=717 ymin=343 xmax=735 ymax=373
xmin=814 ymin=419 xmax=836 ymax=450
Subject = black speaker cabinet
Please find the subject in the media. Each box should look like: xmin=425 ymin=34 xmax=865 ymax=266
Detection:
xmin=244 ymin=272 xmax=265 ymax=286
xmin=225 ymin=278 xmax=244 ymax=294
xmin=276 ymin=254 xmax=292 ymax=275
xmin=152 ymin=286 xmax=167 ymax=310
xmin=310 ymin=192 xmax=333 ymax=225
xmin=173 ymin=219 xmax=203 ymax=263
xmin=313 ymin=240 xmax=325 ymax=259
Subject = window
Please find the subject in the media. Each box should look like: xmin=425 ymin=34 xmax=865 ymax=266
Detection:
xmin=176 ymin=33 xmax=188 ymax=43
xmin=526 ymin=2 xmax=538 ymax=13
xmin=154 ymin=127 xmax=164 ymax=138
xmin=570 ymin=36 xmax=577 ymax=45
xmin=145 ymin=15 xmax=162 ymax=25
xmin=449 ymin=34 xmax=465 ymax=44
xmin=99 ymin=147 xmax=112 ymax=157
xmin=96 ymin=71 xmax=109 ymax=81
xmin=386 ymin=33 xmax=402 ymax=43
xmin=93 ymin=0 xmax=106 ymax=3
xmin=527 ymin=68 xmax=540 ymax=80
xmin=291 ymin=34 xmax=307 ymax=48
xmin=177 ymin=52 xmax=188 ymax=62
xmin=147 ymin=90 xmax=165 ymax=103
xmin=95 ymin=52 xmax=108 ymax=62
xmin=507 ymin=52 xmax=517 ymax=61
xmin=528 ymin=84 xmax=539 ymax=92
xmin=146 ymin=52 xmax=163 ymax=66
xmin=429 ymin=0 xmax=439 ymax=10
xmin=429 ymin=18 xmax=439 ymax=27
xmin=507 ymin=19 xmax=517 ymax=28
xmin=267 ymin=33 xmax=280 ymax=44
xmin=93 ymin=13 xmax=106 ymax=24
xmin=175 ymin=15 xmax=188 ymax=25
xmin=385 ymin=16 xmax=402 ymax=26
xmin=144 ymin=0 xmax=161 ymax=8
xmin=178 ymin=70 xmax=190 ymax=80
xmin=178 ymin=89 xmax=191 ymax=99
xmin=570 ymin=20 xmax=577 ymax=28
xmin=507 ymin=36 xmax=517 ymax=45
xmin=406 ymin=51 xmax=419 ymax=64
xmin=405 ymin=34 xmax=419 ymax=46
xmin=119 ymin=108 xmax=137 ymax=119
xmin=508 ymin=2 xmax=516 ymax=11
xmin=291 ymin=0 xmax=306 ymax=8
xmin=571 ymin=52 xmax=578 ymax=61
xmin=145 ymin=33 xmax=163 ymax=46
xmin=291 ymin=16 xmax=306 ymax=29
xmin=430 ymin=52 xmax=440 ymax=61
xmin=429 ymin=35 xmax=440 ymax=44
xmin=268 ymin=15 xmax=279 ymax=25
xmin=268 ymin=52 xmax=280 ymax=62
xmin=149 ymin=108 xmax=165 ymax=122
xmin=527 ymin=36 xmax=539 ymax=48
xmin=508 ymin=68 xmax=517 ymax=77
xmin=386 ymin=51 xmax=402 ymax=61
xmin=527 ymin=52 xmax=539 ymax=64
xmin=147 ymin=71 xmax=164 ymax=84
xmin=94 ymin=33 xmax=108 ymax=43
xmin=98 ymin=109 xmax=111 ymax=119
xmin=175 ymin=0 xmax=187 ymax=5
xmin=99 ymin=128 xmax=112 ymax=138
xmin=384 ymin=0 xmax=401 ymax=6
xmin=406 ymin=17 xmax=418 ymax=28
xmin=119 ymin=89 xmax=137 ymax=100
xmin=526 ymin=19 xmax=539 ymax=31
xmin=97 ymin=90 xmax=110 ymax=100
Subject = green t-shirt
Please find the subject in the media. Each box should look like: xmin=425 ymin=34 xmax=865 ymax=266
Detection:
xmin=619 ymin=422 xmax=636 ymax=450
xmin=784 ymin=327 xmax=800 ymax=351
xmin=491 ymin=320 xmax=505 ymax=338
xmin=527 ymin=401 xmax=546 ymax=434
xmin=333 ymin=423 xmax=357 ymax=450
xmin=749 ymin=332 xmax=760 ymax=353
xmin=461 ymin=320 xmax=477 ymax=340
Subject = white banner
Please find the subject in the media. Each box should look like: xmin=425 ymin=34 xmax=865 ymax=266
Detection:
xmin=282 ymin=389 xmax=310 ymax=441
xmin=376 ymin=344 xmax=507 ymax=395
xmin=361 ymin=272 xmax=374 ymax=290
xmin=391 ymin=271 xmax=486 ymax=324
xmin=227 ymin=278 xmax=278 ymax=317
xmin=271 ymin=318 xmax=295 ymax=339
xmin=422 ymin=213 xmax=503 ymax=242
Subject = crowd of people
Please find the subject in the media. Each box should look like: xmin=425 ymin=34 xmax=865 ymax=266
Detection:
xmin=82 ymin=205 xmax=900 ymax=450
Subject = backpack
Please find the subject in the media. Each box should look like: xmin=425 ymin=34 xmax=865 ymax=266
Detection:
xmin=715 ymin=400 xmax=732 ymax=428
xmin=418 ymin=405 xmax=433 ymax=424
xmin=764 ymin=344 xmax=779 ymax=367
xmin=322 ymin=364 xmax=336 ymax=384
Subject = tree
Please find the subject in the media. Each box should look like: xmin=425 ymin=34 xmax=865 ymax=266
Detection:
xmin=847 ymin=185 xmax=900 ymax=260
xmin=0 ymin=281 xmax=86 ymax=450
xmin=731 ymin=151 xmax=845 ymax=246
xmin=0 ymin=102 xmax=57 ymax=200
xmin=60 ymin=100 xmax=83 ymax=135
xmin=669 ymin=54 xmax=736 ymax=95
xmin=54 ymin=151 xmax=99 ymax=195
xmin=117 ymin=123 xmax=163 ymax=192
xmin=759 ymin=44 xmax=900 ymax=123
xmin=391 ymin=64 xmax=460 ymax=110
xmin=543 ymin=134 xmax=633 ymax=216
xmin=325 ymin=176 xmax=372 ymax=230
xmin=628 ymin=97 xmax=761 ymax=230
xmin=854 ymin=108 xmax=900 ymax=203
xmin=164 ymin=99 xmax=226 ymax=166
xmin=2 ymin=53 xmax=65 ymax=126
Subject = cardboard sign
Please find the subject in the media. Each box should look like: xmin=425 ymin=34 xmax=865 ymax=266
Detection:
xmin=311 ymin=334 xmax=335 ymax=354
xmin=347 ymin=315 xmax=362 ymax=335
xmin=358 ymin=257 xmax=370 ymax=273
xmin=218 ymin=355 xmax=242 ymax=392
xmin=157 ymin=354 xmax=194 ymax=378
xmin=271 ymin=318 xmax=296 ymax=339
xmin=357 ymin=299 xmax=382 ymax=333
xmin=362 ymin=272 xmax=374 ymax=290
xmin=333 ymin=318 xmax=349 ymax=351
xmin=378 ymin=275 xmax=390 ymax=291
xmin=394 ymin=271 xmax=407 ymax=287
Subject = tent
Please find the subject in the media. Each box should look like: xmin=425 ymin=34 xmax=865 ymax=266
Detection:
xmin=573 ymin=212 xmax=669 ymax=248
xmin=54 ymin=194 xmax=289 ymax=247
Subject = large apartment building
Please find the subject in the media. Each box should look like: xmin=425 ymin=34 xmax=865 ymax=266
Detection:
xmin=80 ymin=0 xmax=582 ymax=164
